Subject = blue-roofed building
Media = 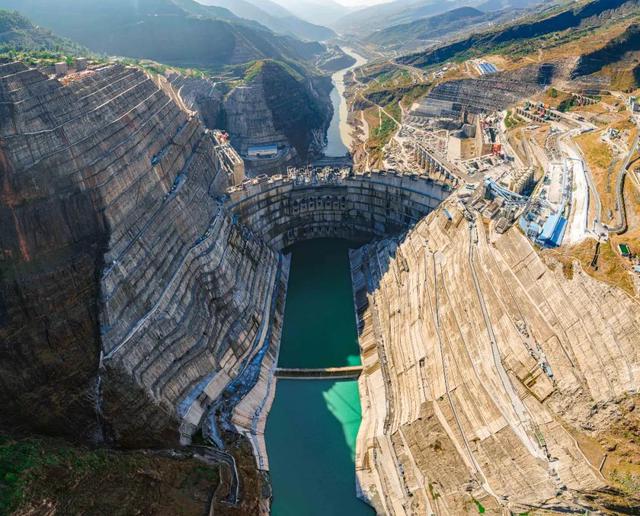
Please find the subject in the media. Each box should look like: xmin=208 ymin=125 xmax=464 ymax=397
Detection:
xmin=538 ymin=213 xmax=567 ymax=247
xmin=476 ymin=62 xmax=498 ymax=75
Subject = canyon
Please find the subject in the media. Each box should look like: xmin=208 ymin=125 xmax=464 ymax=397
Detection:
xmin=0 ymin=59 xmax=446 ymax=511
xmin=2 ymin=0 xmax=640 ymax=512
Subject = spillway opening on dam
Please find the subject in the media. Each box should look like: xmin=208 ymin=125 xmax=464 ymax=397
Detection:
xmin=265 ymin=238 xmax=374 ymax=516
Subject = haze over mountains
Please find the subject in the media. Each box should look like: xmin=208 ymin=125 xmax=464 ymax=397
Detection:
xmin=0 ymin=0 xmax=330 ymax=68
xmin=195 ymin=0 xmax=336 ymax=41
xmin=364 ymin=6 xmax=492 ymax=49
xmin=273 ymin=0 xmax=357 ymax=27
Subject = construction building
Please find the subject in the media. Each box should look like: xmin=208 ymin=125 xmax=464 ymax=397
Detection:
xmin=247 ymin=144 xmax=279 ymax=159
xmin=447 ymin=116 xmax=494 ymax=161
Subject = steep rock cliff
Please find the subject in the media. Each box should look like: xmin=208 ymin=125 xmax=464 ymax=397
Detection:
xmin=0 ymin=58 xmax=287 ymax=490
xmin=222 ymin=60 xmax=332 ymax=175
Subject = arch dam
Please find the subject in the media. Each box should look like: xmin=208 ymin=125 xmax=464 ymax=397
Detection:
xmin=223 ymin=168 xmax=453 ymax=251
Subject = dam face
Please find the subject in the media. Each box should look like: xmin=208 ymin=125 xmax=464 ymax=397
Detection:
xmin=224 ymin=168 xmax=451 ymax=251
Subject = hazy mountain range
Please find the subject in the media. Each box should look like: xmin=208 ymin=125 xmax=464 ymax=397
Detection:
xmin=332 ymin=0 xmax=549 ymax=35
xmin=0 ymin=0 xmax=329 ymax=69
xmin=195 ymin=0 xmax=337 ymax=41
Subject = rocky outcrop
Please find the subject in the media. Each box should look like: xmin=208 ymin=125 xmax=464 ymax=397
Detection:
xmin=223 ymin=61 xmax=333 ymax=176
xmin=167 ymin=73 xmax=226 ymax=130
xmin=351 ymin=201 xmax=640 ymax=514
xmin=0 ymin=57 xmax=287 ymax=491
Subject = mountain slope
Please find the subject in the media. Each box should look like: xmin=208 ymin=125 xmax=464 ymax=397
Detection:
xmin=335 ymin=0 xmax=467 ymax=35
xmin=365 ymin=7 xmax=490 ymax=49
xmin=335 ymin=0 xmax=546 ymax=35
xmin=398 ymin=0 xmax=637 ymax=69
xmin=196 ymin=0 xmax=335 ymax=41
xmin=0 ymin=9 xmax=83 ymax=53
xmin=0 ymin=0 xmax=325 ymax=69
xmin=572 ymin=22 xmax=640 ymax=79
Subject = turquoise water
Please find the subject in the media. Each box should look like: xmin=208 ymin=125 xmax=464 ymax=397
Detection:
xmin=278 ymin=239 xmax=361 ymax=369
xmin=266 ymin=239 xmax=373 ymax=516
xmin=267 ymin=380 xmax=372 ymax=516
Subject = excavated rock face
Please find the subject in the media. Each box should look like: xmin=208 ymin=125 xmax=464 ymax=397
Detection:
xmin=352 ymin=202 xmax=640 ymax=514
xmin=420 ymin=63 xmax=564 ymax=117
xmin=167 ymin=73 xmax=226 ymax=130
xmin=261 ymin=62 xmax=332 ymax=160
xmin=223 ymin=61 xmax=333 ymax=175
xmin=0 ymin=62 xmax=286 ymax=455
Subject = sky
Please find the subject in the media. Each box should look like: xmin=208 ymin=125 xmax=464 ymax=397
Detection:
xmin=336 ymin=0 xmax=390 ymax=6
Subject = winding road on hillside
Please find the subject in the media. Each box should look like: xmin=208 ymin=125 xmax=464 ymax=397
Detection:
xmin=609 ymin=121 xmax=640 ymax=235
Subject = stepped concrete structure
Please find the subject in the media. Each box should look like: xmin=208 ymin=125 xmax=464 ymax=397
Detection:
xmin=225 ymin=168 xmax=451 ymax=250
xmin=0 ymin=61 xmax=285 ymax=462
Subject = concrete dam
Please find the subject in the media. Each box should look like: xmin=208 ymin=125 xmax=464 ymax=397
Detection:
xmin=224 ymin=168 xmax=451 ymax=250
xmin=0 ymin=60 xmax=451 ymax=514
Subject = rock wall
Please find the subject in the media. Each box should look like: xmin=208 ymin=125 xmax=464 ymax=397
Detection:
xmin=223 ymin=62 xmax=333 ymax=176
xmin=351 ymin=201 xmax=640 ymax=514
xmin=0 ymin=58 xmax=287 ymax=479
xmin=417 ymin=63 xmax=563 ymax=117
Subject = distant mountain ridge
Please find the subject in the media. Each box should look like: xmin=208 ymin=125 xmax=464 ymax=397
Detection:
xmin=398 ymin=0 xmax=637 ymax=69
xmin=335 ymin=0 xmax=546 ymax=35
xmin=196 ymin=0 xmax=336 ymax=41
xmin=271 ymin=0 xmax=355 ymax=27
xmin=0 ymin=0 xmax=328 ymax=69
xmin=365 ymin=6 xmax=490 ymax=49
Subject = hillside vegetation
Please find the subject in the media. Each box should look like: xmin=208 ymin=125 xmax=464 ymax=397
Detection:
xmin=0 ymin=0 xmax=327 ymax=70
xmin=0 ymin=9 xmax=83 ymax=54
xmin=365 ymin=7 xmax=490 ymax=50
xmin=197 ymin=0 xmax=335 ymax=41
xmin=0 ymin=433 xmax=219 ymax=515
xmin=572 ymin=22 xmax=640 ymax=86
xmin=398 ymin=0 xmax=636 ymax=68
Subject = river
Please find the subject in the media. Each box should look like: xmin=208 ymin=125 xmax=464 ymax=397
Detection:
xmin=324 ymin=48 xmax=368 ymax=157
xmin=265 ymin=239 xmax=373 ymax=516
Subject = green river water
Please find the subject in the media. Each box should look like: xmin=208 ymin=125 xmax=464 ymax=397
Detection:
xmin=266 ymin=239 xmax=374 ymax=516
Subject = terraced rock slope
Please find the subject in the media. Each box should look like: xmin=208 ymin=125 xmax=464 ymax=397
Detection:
xmin=352 ymin=201 xmax=640 ymax=514
xmin=0 ymin=58 xmax=287 ymax=496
